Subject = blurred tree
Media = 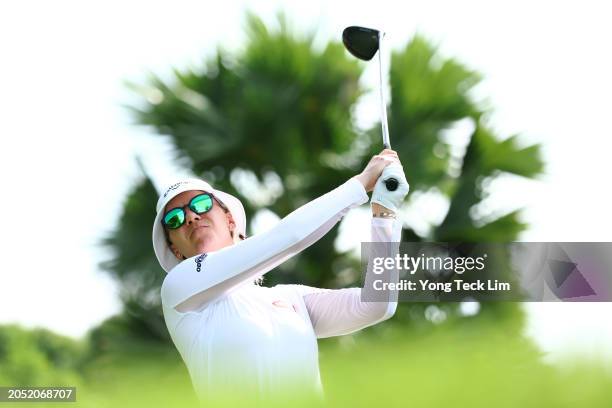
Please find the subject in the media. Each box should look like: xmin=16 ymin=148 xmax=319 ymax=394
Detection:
xmin=99 ymin=13 xmax=543 ymax=343
xmin=385 ymin=37 xmax=543 ymax=325
xmin=0 ymin=325 xmax=84 ymax=386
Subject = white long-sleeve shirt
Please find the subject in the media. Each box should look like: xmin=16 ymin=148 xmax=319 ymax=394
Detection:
xmin=160 ymin=178 xmax=401 ymax=400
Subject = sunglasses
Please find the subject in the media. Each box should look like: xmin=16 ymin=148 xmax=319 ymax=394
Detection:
xmin=162 ymin=193 xmax=221 ymax=230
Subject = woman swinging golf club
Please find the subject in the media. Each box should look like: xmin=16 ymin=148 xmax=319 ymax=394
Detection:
xmin=152 ymin=149 xmax=409 ymax=402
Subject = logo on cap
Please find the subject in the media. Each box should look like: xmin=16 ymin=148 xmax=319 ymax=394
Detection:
xmin=163 ymin=181 xmax=189 ymax=198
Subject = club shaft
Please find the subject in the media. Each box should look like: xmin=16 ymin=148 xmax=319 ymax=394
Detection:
xmin=378 ymin=32 xmax=390 ymax=149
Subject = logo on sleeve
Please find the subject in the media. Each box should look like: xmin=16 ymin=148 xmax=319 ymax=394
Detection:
xmin=194 ymin=254 xmax=207 ymax=272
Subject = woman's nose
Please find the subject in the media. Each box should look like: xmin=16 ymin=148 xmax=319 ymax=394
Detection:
xmin=185 ymin=208 xmax=201 ymax=224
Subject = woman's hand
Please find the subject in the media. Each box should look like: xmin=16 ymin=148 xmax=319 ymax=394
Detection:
xmin=371 ymin=162 xmax=409 ymax=213
xmin=353 ymin=149 xmax=399 ymax=192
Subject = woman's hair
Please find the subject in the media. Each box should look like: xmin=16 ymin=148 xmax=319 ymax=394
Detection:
xmin=232 ymin=231 xmax=247 ymax=244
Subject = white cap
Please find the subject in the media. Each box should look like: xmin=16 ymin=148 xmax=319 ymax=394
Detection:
xmin=152 ymin=178 xmax=247 ymax=273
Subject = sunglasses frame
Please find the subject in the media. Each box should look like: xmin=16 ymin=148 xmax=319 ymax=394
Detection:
xmin=162 ymin=192 xmax=223 ymax=230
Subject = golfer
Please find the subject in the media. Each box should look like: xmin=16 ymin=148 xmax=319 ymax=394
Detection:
xmin=152 ymin=149 xmax=408 ymax=401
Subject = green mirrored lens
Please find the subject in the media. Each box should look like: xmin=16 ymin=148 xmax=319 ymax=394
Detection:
xmin=191 ymin=194 xmax=213 ymax=214
xmin=164 ymin=208 xmax=185 ymax=229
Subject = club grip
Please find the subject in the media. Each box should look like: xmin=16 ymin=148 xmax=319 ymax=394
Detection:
xmin=384 ymin=177 xmax=399 ymax=191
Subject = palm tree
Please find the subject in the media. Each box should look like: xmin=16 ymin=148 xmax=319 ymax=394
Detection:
xmin=98 ymin=13 xmax=543 ymax=344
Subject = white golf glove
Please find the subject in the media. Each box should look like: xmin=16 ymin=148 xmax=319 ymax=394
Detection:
xmin=371 ymin=163 xmax=409 ymax=212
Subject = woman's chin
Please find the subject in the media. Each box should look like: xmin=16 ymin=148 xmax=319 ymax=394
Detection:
xmin=194 ymin=239 xmax=233 ymax=254
xmin=193 ymin=240 xmax=214 ymax=254
xmin=192 ymin=238 xmax=221 ymax=253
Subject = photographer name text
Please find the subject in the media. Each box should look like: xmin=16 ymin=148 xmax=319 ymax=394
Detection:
xmin=372 ymin=279 xmax=511 ymax=293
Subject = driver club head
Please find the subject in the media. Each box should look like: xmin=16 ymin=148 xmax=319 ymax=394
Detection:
xmin=342 ymin=26 xmax=381 ymax=61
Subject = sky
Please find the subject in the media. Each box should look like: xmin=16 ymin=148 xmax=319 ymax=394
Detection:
xmin=1 ymin=0 xmax=610 ymax=362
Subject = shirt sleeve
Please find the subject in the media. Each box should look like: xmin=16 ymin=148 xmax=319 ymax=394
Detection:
xmin=296 ymin=217 xmax=402 ymax=338
xmin=161 ymin=178 xmax=369 ymax=312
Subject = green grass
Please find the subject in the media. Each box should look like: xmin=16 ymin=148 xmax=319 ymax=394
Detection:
xmin=13 ymin=321 xmax=612 ymax=408
xmin=320 ymin=322 xmax=612 ymax=408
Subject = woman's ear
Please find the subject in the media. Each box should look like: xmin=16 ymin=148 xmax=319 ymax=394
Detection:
xmin=226 ymin=212 xmax=236 ymax=231
xmin=226 ymin=212 xmax=242 ymax=243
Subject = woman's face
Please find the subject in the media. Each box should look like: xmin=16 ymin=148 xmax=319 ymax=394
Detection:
xmin=164 ymin=190 xmax=235 ymax=259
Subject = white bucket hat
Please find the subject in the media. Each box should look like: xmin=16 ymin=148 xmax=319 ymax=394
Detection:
xmin=152 ymin=178 xmax=247 ymax=273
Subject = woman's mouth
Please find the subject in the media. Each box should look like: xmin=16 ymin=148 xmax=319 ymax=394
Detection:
xmin=189 ymin=224 xmax=209 ymax=238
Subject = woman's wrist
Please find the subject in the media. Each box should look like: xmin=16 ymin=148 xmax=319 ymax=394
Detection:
xmin=352 ymin=174 xmax=370 ymax=192
xmin=371 ymin=203 xmax=395 ymax=218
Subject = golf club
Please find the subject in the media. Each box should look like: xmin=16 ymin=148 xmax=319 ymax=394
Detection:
xmin=342 ymin=26 xmax=398 ymax=191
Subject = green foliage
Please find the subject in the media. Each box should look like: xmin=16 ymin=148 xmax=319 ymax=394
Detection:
xmin=13 ymin=323 xmax=612 ymax=407
xmin=436 ymin=123 xmax=544 ymax=242
xmin=99 ymin=176 xmax=169 ymax=342
xmin=86 ymin=313 xmax=168 ymax=358
xmin=128 ymin=12 xmax=362 ymax=185
xmin=0 ymin=325 xmax=84 ymax=386
xmin=386 ymin=36 xmax=544 ymax=242
xmin=389 ymin=35 xmax=482 ymax=189
xmin=319 ymin=321 xmax=612 ymax=408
